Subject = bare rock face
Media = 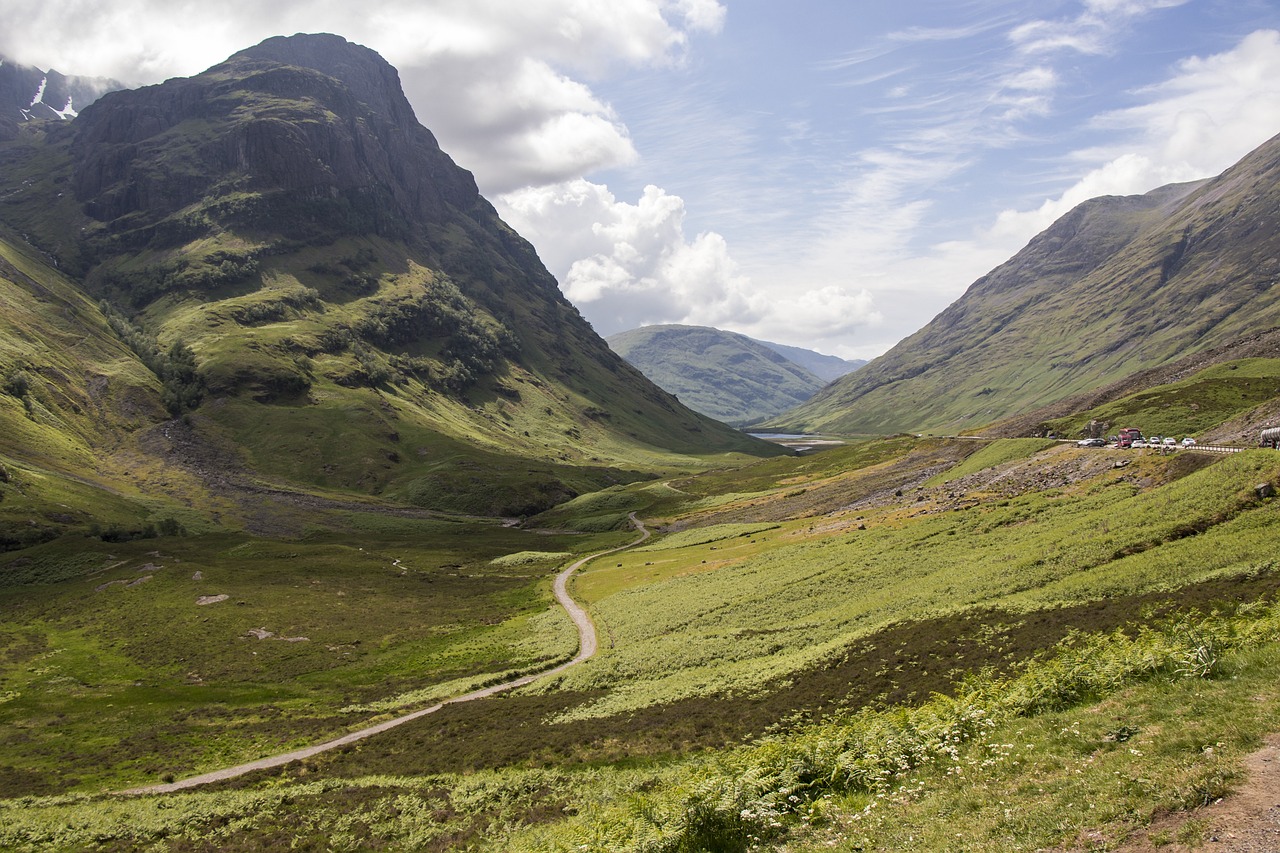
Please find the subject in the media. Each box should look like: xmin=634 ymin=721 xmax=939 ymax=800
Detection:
xmin=0 ymin=56 xmax=121 ymax=131
xmin=68 ymin=33 xmax=483 ymax=255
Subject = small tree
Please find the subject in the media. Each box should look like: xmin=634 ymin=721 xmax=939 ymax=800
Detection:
xmin=3 ymin=369 xmax=32 ymax=399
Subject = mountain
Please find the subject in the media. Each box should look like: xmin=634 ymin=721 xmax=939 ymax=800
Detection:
xmin=606 ymin=324 xmax=846 ymax=426
xmin=773 ymin=131 xmax=1280 ymax=435
xmin=755 ymin=339 xmax=864 ymax=382
xmin=0 ymin=33 xmax=775 ymax=535
xmin=0 ymin=56 xmax=121 ymax=135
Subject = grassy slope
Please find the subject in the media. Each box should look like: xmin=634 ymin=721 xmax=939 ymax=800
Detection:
xmin=1 ymin=434 xmax=1278 ymax=851
xmin=607 ymin=324 xmax=827 ymax=426
xmin=532 ymin=448 xmax=1279 ymax=721
xmin=775 ymin=133 xmax=1280 ymax=436
xmin=0 ymin=229 xmax=195 ymax=547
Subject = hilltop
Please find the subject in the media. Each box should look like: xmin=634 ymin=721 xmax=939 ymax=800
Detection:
xmin=773 ymin=131 xmax=1280 ymax=435
xmin=607 ymin=324 xmax=861 ymax=426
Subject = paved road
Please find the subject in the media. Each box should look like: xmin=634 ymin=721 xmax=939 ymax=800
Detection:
xmin=121 ymin=514 xmax=650 ymax=795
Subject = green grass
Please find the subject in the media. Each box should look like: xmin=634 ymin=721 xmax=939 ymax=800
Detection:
xmin=507 ymin=601 xmax=1280 ymax=852
xmin=3 ymin=600 xmax=1276 ymax=852
xmin=634 ymin=523 xmax=780 ymax=552
xmin=0 ymin=522 xmax=608 ymax=794
xmin=536 ymin=451 xmax=1280 ymax=721
xmin=1043 ymin=357 xmax=1280 ymax=439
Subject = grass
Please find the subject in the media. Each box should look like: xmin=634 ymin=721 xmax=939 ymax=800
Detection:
xmin=0 ymin=523 xmax=604 ymax=795
xmin=504 ymin=600 xmax=1280 ymax=852
xmin=536 ymin=450 xmax=1280 ymax=722
xmin=3 ymin=599 xmax=1277 ymax=852
xmin=633 ymin=523 xmax=780 ymax=552
xmin=784 ymin=642 xmax=1280 ymax=852
xmin=1042 ymin=357 xmax=1280 ymax=440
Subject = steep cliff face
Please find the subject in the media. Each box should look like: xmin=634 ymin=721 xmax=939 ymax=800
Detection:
xmin=774 ymin=132 xmax=1280 ymax=435
xmin=68 ymin=35 xmax=479 ymax=257
xmin=0 ymin=34 xmax=774 ymax=521
xmin=0 ymin=57 xmax=121 ymax=129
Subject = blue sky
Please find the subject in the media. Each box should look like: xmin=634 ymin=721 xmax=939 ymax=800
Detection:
xmin=4 ymin=0 xmax=1280 ymax=358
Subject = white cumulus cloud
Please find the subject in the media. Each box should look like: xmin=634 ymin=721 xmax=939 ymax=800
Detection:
xmin=501 ymin=181 xmax=762 ymax=334
xmin=992 ymin=28 xmax=1280 ymax=243
xmin=499 ymin=180 xmax=885 ymax=346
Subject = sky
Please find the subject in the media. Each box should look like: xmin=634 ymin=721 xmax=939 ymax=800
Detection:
xmin=3 ymin=1 xmax=1280 ymax=360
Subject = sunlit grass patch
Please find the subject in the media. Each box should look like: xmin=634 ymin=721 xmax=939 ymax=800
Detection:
xmin=635 ymin=523 xmax=779 ymax=552
xmin=489 ymin=551 xmax=572 ymax=567
xmin=504 ymin=602 xmax=1280 ymax=852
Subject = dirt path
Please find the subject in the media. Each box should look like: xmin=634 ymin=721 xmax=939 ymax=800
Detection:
xmin=1055 ymin=735 xmax=1280 ymax=853
xmin=1104 ymin=734 xmax=1280 ymax=852
xmin=120 ymin=514 xmax=649 ymax=796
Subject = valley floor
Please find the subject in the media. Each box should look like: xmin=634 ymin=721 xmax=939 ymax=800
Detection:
xmin=3 ymin=437 xmax=1280 ymax=851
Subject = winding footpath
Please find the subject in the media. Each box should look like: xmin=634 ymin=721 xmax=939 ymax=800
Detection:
xmin=121 ymin=514 xmax=650 ymax=795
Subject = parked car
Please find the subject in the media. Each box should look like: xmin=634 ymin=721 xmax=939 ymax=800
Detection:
xmin=1131 ymin=440 xmax=1149 ymax=449
xmin=1164 ymin=437 xmax=1177 ymax=446
xmin=1076 ymin=438 xmax=1106 ymax=447
xmin=1182 ymin=437 xmax=1196 ymax=446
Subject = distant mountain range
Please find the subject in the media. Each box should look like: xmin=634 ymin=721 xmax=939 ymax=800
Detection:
xmin=772 ymin=130 xmax=1280 ymax=435
xmin=607 ymin=324 xmax=864 ymax=426
xmin=0 ymin=56 xmax=121 ymax=135
xmin=755 ymin=339 xmax=866 ymax=382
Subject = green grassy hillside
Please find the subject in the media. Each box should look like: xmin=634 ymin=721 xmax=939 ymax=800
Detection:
xmin=0 ymin=228 xmax=196 ymax=549
xmin=3 ymin=431 xmax=1278 ymax=850
xmin=775 ymin=132 xmax=1280 ymax=435
xmin=0 ymin=35 xmax=778 ymax=529
xmin=607 ymin=324 xmax=830 ymax=426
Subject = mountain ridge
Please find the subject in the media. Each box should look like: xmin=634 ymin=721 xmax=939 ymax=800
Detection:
xmin=0 ymin=55 xmax=122 ymax=136
xmin=607 ymin=324 xmax=858 ymax=426
xmin=772 ymin=133 xmax=1280 ymax=435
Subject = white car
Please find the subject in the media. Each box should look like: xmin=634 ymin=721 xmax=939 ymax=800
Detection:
xmin=1182 ymin=437 xmax=1196 ymax=446
xmin=1164 ymin=437 xmax=1177 ymax=446
xmin=1131 ymin=440 xmax=1148 ymax=449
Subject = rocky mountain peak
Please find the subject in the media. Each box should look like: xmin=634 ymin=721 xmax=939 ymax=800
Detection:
xmin=63 ymin=33 xmax=480 ymax=263
xmin=0 ymin=56 xmax=122 ymax=138
xmin=229 ymin=33 xmax=420 ymax=131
